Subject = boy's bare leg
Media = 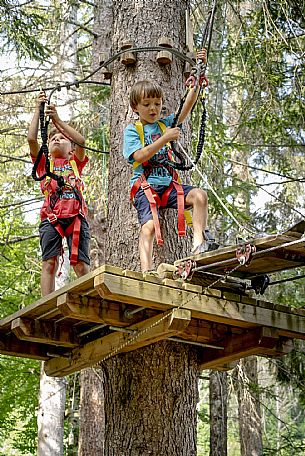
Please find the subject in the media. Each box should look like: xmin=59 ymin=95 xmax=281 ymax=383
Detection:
xmin=185 ymin=188 xmax=208 ymax=248
xmin=73 ymin=261 xmax=90 ymax=278
xmin=139 ymin=220 xmax=155 ymax=272
xmin=41 ymin=257 xmax=59 ymax=296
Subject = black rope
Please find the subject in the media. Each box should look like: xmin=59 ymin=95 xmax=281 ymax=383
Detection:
xmin=164 ymin=0 xmax=217 ymax=171
xmin=0 ymin=46 xmax=195 ymax=97
xmin=31 ymin=102 xmax=65 ymax=187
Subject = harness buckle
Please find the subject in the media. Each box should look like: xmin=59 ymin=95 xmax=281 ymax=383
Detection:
xmin=141 ymin=182 xmax=151 ymax=191
xmin=47 ymin=214 xmax=58 ymax=225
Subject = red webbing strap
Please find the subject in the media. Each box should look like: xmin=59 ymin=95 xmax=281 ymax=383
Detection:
xmin=47 ymin=213 xmax=81 ymax=265
xmin=130 ymin=175 xmax=164 ymax=246
xmin=160 ymin=181 xmax=186 ymax=237
xmin=166 ymin=150 xmax=186 ymax=237
xmin=141 ymin=182 xmax=163 ymax=246
xmin=64 ymin=216 xmax=81 ymax=265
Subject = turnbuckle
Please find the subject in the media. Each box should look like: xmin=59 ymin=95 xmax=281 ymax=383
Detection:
xmin=236 ymin=243 xmax=256 ymax=266
xmin=174 ymin=259 xmax=196 ymax=281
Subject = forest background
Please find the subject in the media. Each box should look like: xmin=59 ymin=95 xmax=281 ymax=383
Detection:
xmin=0 ymin=0 xmax=304 ymax=455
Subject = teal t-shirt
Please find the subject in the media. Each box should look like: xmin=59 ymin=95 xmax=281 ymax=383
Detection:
xmin=123 ymin=113 xmax=175 ymax=187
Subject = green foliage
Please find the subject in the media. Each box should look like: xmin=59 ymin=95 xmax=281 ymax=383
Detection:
xmin=0 ymin=0 xmax=49 ymax=60
xmin=0 ymin=356 xmax=40 ymax=455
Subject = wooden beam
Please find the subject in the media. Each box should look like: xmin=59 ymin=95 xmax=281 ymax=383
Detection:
xmin=0 ymin=265 xmax=120 ymax=332
xmin=11 ymin=317 xmax=79 ymax=348
xmin=199 ymin=327 xmax=294 ymax=370
xmin=44 ymin=309 xmax=191 ymax=377
xmin=0 ymin=333 xmax=54 ymax=360
xmin=57 ymin=292 xmax=145 ymax=327
xmin=94 ymin=273 xmax=305 ymax=339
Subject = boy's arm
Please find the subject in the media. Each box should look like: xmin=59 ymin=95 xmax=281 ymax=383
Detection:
xmin=27 ymin=91 xmax=47 ymax=158
xmin=133 ymin=127 xmax=180 ymax=163
xmin=46 ymin=104 xmax=86 ymax=162
xmin=176 ymin=49 xmax=207 ymax=125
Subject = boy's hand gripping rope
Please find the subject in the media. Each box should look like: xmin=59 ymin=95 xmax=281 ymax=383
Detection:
xmin=31 ymin=101 xmax=65 ymax=187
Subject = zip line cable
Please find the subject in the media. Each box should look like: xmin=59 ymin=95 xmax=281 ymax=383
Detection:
xmin=0 ymin=46 xmax=195 ymax=97
xmin=177 ymin=140 xmax=257 ymax=236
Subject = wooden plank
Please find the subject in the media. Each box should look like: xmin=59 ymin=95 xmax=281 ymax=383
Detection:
xmin=94 ymin=273 xmax=305 ymax=339
xmin=56 ymin=293 xmax=146 ymax=327
xmin=0 ymin=265 xmax=122 ymax=332
xmin=283 ymin=220 xmax=305 ymax=237
xmin=44 ymin=308 xmax=191 ymax=377
xmin=199 ymin=327 xmax=294 ymax=370
xmin=11 ymin=317 xmax=79 ymax=348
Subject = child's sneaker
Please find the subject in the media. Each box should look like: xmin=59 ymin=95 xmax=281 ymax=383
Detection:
xmin=191 ymin=229 xmax=219 ymax=256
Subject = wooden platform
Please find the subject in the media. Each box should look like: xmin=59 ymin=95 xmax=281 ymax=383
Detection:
xmin=175 ymin=220 xmax=305 ymax=280
xmin=0 ymin=263 xmax=305 ymax=377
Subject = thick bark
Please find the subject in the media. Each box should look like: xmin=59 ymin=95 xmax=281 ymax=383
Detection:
xmin=209 ymin=371 xmax=227 ymax=456
xmin=92 ymin=0 xmax=113 ymax=82
xmin=79 ymin=369 xmax=105 ymax=456
xmin=102 ymin=1 xmax=200 ymax=455
xmin=236 ymin=357 xmax=263 ymax=456
xmin=103 ymin=341 xmax=199 ymax=456
xmin=106 ymin=0 xmax=191 ymax=270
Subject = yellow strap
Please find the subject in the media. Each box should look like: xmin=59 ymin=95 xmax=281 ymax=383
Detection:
xmin=70 ymin=159 xmax=80 ymax=179
xmin=184 ymin=209 xmax=193 ymax=227
xmin=133 ymin=121 xmax=192 ymax=226
xmin=133 ymin=120 xmax=170 ymax=170
xmin=44 ymin=159 xmax=54 ymax=192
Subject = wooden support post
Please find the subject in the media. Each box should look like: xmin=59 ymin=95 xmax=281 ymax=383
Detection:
xmin=44 ymin=309 xmax=191 ymax=377
xmin=99 ymin=51 xmax=112 ymax=80
xmin=120 ymin=41 xmax=137 ymax=66
xmin=11 ymin=317 xmax=79 ymax=348
xmin=156 ymin=37 xmax=173 ymax=65
xmin=199 ymin=327 xmax=294 ymax=370
xmin=156 ymin=263 xmax=177 ymax=279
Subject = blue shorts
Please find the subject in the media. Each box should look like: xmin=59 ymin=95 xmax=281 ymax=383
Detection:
xmin=133 ymin=184 xmax=194 ymax=226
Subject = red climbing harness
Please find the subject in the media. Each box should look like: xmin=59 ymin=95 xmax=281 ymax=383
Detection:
xmin=130 ymin=121 xmax=190 ymax=246
xmin=35 ymin=154 xmax=88 ymax=265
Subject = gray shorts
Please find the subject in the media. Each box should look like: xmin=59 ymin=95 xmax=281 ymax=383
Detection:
xmin=39 ymin=216 xmax=91 ymax=265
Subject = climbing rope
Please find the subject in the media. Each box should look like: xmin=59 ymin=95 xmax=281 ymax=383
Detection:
xmin=31 ymin=102 xmax=65 ymax=187
xmin=165 ymin=0 xmax=217 ymax=171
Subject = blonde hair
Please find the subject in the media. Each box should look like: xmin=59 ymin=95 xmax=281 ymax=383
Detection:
xmin=129 ymin=80 xmax=163 ymax=110
xmin=48 ymin=126 xmax=74 ymax=150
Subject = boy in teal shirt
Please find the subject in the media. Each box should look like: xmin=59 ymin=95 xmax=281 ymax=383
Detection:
xmin=123 ymin=50 xmax=218 ymax=272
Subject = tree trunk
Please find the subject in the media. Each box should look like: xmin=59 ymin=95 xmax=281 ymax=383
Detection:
xmin=102 ymin=0 xmax=200 ymax=454
xmin=106 ymin=0 xmax=191 ymax=270
xmin=103 ymin=341 xmax=199 ymax=455
xmin=78 ymin=2 xmax=112 ymax=454
xmin=209 ymin=371 xmax=227 ymax=456
xmin=79 ymin=369 xmax=105 ymax=456
xmin=236 ymin=357 xmax=263 ymax=456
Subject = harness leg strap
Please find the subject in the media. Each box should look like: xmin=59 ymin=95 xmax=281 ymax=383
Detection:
xmin=141 ymin=185 xmax=163 ymax=246
xmin=65 ymin=216 xmax=81 ymax=266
